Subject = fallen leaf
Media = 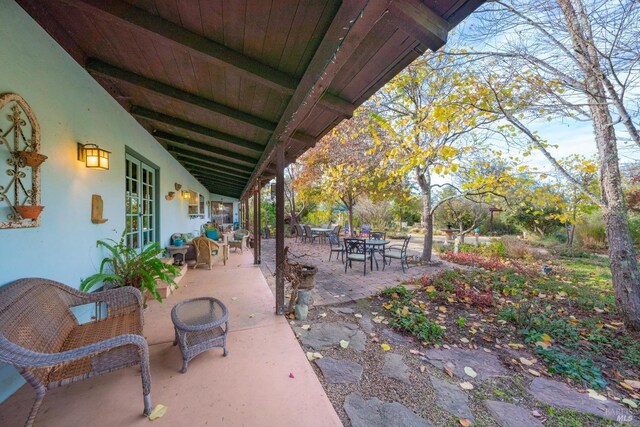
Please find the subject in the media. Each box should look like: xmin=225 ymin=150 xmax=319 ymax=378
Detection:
xmin=587 ymin=389 xmax=607 ymax=401
xmin=520 ymin=357 xmax=535 ymax=366
xmin=464 ymin=367 xmax=477 ymax=378
xmin=438 ymin=306 xmax=447 ymax=313
xmin=460 ymin=381 xmax=474 ymax=390
xmin=409 ymin=349 xmax=423 ymax=356
xmin=301 ymin=325 xmax=311 ymax=330
xmin=289 ymin=373 xmax=295 ymax=379
xmin=534 ymin=340 xmax=551 ymax=349
xmin=624 ymin=379 xmax=640 ymax=390
xmin=420 ymin=365 xmax=427 ymax=373
xmin=381 ymin=343 xmax=391 ymax=351
xmin=528 ymin=369 xmax=541 ymax=377
xmin=622 ymin=398 xmax=638 ymax=409
xmin=531 ymin=410 xmax=541 ymax=417
xmin=148 ymin=404 xmax=168 ymax=420
xmin=372 ymin=315 xmax=385 ymax=323
xmin=340 ymin=340 xmax=349 ymax=349
xmin=508 ymin=343 xmax=524 ymax=349
xmin=231 ymin=297 xmax=238 ymax=301
xmin=460 ymin=338 xmax=470 ymax=344
xmin=444 ymin=367 xmax=454 ymax=378
xmin=459 ymin=418 xmax=472 ymax=427
xmin=320 ymin=313 xmax=327 ymax=318
xmin=306 ymin=352 xmax=323 ymax=361
xmin=354 ymin=313 xmax=363 ymax=318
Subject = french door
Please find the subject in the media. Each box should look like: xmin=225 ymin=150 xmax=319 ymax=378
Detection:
xmin=125 ymin=153 xmax=157 ymax=249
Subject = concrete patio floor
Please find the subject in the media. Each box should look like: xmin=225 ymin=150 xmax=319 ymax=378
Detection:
xmin=261 ymin=237 xmax=456 ymax=306
xmin=0 ymin=251 xmax=342 ymax=427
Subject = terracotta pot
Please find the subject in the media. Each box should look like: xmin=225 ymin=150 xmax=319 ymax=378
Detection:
xmin=17 ymin=150 xmax=47 ymax=168
xmin=15 ymin=205 xmax=44 ymax=220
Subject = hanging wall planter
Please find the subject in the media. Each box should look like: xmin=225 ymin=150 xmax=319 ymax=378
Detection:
xmin=16 ymin=150 xmax=47 ymax=168
xmin=14 ymin=205 xmax=44 ymax=220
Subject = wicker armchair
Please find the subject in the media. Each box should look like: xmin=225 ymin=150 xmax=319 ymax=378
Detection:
xmin=0 ymin=278 xmax=151 ymax=427
xmin=228 ymin=229 xmax=249 ymax=253
xmin=192 ymin=236 xmax=224 ymax=269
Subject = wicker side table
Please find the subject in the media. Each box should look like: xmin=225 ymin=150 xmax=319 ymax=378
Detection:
xmin=171 ymin=297 xmax=229 ymax=373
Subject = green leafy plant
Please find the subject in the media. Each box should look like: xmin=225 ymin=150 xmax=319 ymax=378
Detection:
xmin=381 ymin=286 xmax=444 ymax=343
xmin=81 ymin=233 xmax=180 ymax=306
xmin=536 ymin=347 xmax=607 ymax=390
xmin=456 ymin=316 xmax=467 ymax=328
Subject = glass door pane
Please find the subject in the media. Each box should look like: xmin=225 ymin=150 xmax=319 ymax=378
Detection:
xmin=126 ymin=154 xmax=157 ymax=249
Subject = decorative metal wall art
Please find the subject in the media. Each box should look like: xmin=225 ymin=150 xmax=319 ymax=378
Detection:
xmin=0 ymin=93 xmax=45 ymax=229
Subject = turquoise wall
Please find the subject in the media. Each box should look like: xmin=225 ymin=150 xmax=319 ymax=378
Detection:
xmin=0 ymin=0 xmax=237 ymax=402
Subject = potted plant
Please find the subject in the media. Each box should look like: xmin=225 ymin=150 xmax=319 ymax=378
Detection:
xmin=81 ymin=233 xmax=180 ymax=307
xmin=14 ymin=204 xmax=44 ymax=220
xmin=203 ymin=222 xmax=219 ymax=241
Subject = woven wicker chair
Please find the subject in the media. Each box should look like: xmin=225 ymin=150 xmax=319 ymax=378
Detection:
xmin=0 ymin=278 xmax=151 ymax=427
xmin=192 ymin=237 xmax=224 ymax=269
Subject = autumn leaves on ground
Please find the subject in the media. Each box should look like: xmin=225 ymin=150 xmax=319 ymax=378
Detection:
xmin=378 ymin=242 xmax=640 ymax=414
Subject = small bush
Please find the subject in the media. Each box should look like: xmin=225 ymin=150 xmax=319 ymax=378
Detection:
xmin=381 ymin=285 xmax=444 ymax=343
xmin=484 ymin=239 xmax=508 ymax=258
xmin=536 ymin=347 xmax=607 ymax=390
xmin=575 ymin=213 xmax=607 ymax=249
xmin=500 ymin=236 xmax=533 ymax=259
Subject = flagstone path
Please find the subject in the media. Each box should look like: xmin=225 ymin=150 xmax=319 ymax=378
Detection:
xmin=287 ymin=303 xmax=639 ymax=427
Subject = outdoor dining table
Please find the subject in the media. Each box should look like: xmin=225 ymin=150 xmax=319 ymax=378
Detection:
xmin=365 ymin=239 xmax=390 ymax=270
xmin=310 ymin=227 xmax=333 ymax=243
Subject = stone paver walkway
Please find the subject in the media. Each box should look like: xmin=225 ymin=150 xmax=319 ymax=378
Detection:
xmin=291 ymin=306 xmax=639 ymax=427
xmin=261 ymin=237 xmax=456 ymax=305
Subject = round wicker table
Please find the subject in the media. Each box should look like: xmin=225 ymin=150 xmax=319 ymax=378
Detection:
xmin=171 ymin=297 xmax=229 ymax=373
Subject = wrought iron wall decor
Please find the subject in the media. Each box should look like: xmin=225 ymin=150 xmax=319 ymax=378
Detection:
xmin=0 ymin=93 xmax=45 ymax=229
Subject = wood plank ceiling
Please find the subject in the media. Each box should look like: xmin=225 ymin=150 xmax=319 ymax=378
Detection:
xmin=17 ymin=0 xmax=483 ymax=199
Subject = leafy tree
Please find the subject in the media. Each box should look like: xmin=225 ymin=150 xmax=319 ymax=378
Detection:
xmin=456 ymin=0 xmax=640 ymax=329
xmin=369 ymin=53 xmax=510 ymax=262
xmin=295 ymin=109 xmax=402 ymax=235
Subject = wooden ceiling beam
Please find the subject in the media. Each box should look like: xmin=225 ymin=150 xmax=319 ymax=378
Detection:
xmin=167 ymin=147 xmax=254 ymax=174
xmin=241 ymin=0 xmax=392 ymax=198
xmin=387 ymin=0 xmax=449 ymax=51
xmin=200 ymin=186 xmax=240 ymax=198
xmin=155 ymin=131 xmax=258 ymax=165
xmin=191 ymin=176 xmax=245 ymax=191
xmin=131 ymin=106 xmax=264 ymax=153
xmin=87 ymin=59 xmax=276 ymax=132
xmin=61 ymin=0 xmax=356 ymax=115
xmin=189 ymin=172 xmax=246 ymax=188
xmin=178 ymin=158 xmax=251 ymax=180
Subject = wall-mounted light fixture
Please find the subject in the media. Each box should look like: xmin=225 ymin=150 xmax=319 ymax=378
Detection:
xmin=77 ymin=143 xmax=110 ymax=170
xmin=182 ymin=190 xmax=191 ymax=199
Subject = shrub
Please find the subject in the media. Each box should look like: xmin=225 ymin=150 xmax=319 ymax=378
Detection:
xmin=536 ymin=347 xmax=607 ymax=390
xmin=575 ymin=213 xmax=607 ymax=249
xmin=381 ymin=285 xmax=444 ymax=343
xmin=484 ymin=239 xmax=508 ymax=258
xmin=500 ymin=236 xmax=533 ymax=259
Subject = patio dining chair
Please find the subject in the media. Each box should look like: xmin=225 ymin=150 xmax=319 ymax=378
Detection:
xmin=370 ymin=231 xmax=386 ymax=240
xmin=383 ymin=236 xmax=411 ymax=273
xmin=328 ymin=232 xmax=345 ymax=263
xmin=332 ymin=224 xmax=341 ymax=236
xmin=303 ymin=224 xmax=321 ymax=244
xmin=294 ymin=224 xmax=306 ymax=242
xmin=344 ymin=238 xmax=373 ymax=276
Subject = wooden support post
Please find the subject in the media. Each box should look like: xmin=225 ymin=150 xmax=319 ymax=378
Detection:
xmin=253 ymin=190 xmax=259 ymax=264
xmin=275 ymin=142 xmax=285 ymax=315
xmin=257 ymin=184 xmax=262 ymax=264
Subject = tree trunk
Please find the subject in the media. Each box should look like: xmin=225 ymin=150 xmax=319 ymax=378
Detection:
xmin=416 ymin=168 xmax=433 ymax=262
xmin=559 ymin=0 xmax=640 ymax=330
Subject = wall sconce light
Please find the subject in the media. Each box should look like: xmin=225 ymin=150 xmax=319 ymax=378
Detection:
xmin=182 ymin=190 xmax=191 ymax=199
xmin=77 ymin=143 xmax=110 ymax=170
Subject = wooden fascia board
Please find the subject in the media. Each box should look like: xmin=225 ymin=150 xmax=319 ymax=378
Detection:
xmin=387 ymin=0 xmax=449 ymax=52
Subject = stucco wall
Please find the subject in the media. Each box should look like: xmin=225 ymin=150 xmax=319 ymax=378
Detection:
xmin=0 ymin=0 xmax=237 ymax=402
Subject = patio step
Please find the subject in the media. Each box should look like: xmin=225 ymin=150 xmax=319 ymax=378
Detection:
xmin=157 ymin=260 xmax=188 ymax=299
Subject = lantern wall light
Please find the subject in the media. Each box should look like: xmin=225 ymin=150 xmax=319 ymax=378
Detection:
xmin=77 ymin=143 xmax=110 ymax=170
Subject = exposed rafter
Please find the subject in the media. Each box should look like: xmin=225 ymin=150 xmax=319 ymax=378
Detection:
xmin=241 ymin=0 xmax=392 ymax=198
xmin=60 ymin=0 xmax=356 ymax=117
xmin=131 ymin=106 xmax=264 ymax=153
xmin=178 ymin=157 xmax=247 ymax=185
xmin=87 ymin=59 xmax=276 ymax=132
xmin=387 ymin=0 xmax=449 ymax=51
xmin=190 ymin=171 xmax=246 ymax=187
xmin=167 ymin=147 xmax=254 ymax=173
xmin=155 ymin=131 xmax=258 ymax=165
